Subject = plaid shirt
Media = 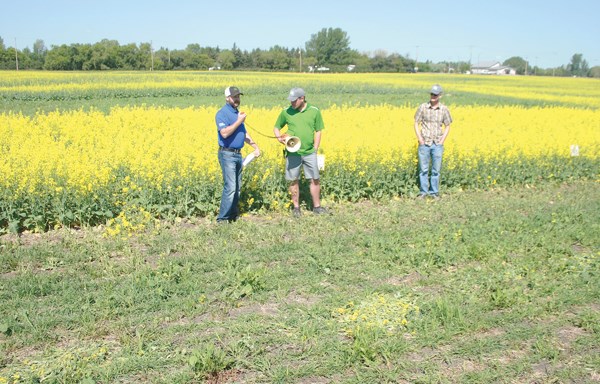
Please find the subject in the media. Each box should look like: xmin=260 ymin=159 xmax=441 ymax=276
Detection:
xmin=414 ymin=102 xmax=452 ymax=145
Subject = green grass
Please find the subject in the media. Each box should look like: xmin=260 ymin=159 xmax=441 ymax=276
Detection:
xmin=1 ymin=181 xmax=599 ymax=383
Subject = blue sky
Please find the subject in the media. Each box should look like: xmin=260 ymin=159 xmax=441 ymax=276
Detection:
xmin=2 ymin=0 xmax=598 ymax=68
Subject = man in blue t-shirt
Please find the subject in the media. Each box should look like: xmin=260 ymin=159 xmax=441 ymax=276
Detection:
xmin=215 ymin=86 xmax=260 ymax=222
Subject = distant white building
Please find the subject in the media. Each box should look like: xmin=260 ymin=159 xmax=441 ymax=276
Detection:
xmin=470 ymin=61 xmax=516 ymax=75
xmin=308 ymin=66 xmax=330 ymax=72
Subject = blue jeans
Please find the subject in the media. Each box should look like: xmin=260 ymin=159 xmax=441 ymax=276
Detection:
xmin=418 ymin=144 xmax=444 ymax=196
xmin=217 ymin=150 xmax=243 ymax=221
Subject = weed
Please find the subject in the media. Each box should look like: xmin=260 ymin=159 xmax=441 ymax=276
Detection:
xmin=188 ymin=343 xmax=234 ymax=379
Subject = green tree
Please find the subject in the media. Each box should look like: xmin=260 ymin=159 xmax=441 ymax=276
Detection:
xmin=116 ymin=43 xmax=137 ymax=69
xmin=347 ymin=51 xmax=371 ymax=72
xmin=44 ymin=44 xmax=75 ymax=70
xmin=84 ymin=39 xmax=120 ymax=70
xmin=0 ymin=37 xmax=19 ymax=70
xmin=218 ymin=50 xmax=236 ymax=70
xmin=503 ymin=56 xmax=527 ymax=75
xmin=269 ymin=46 xmax=292 ymax=70
xmin=19 ymin=47 xmax=34 ymax=69
xmin=231 ymin=43 xmax=244 ymax=68
xmin=74 ymin=44 xmax=93 ymax=70
xmin=305 ymin=27 xmax=352 ymax=66
xmin=567 ymin=53 xmax=589 ymax=77
xmin=137 ymin=42 xmax=153 ymax=70
xmin=0 ymin=46 xmax=10 ymax=69
xmin=29 ymin=39 xmax=46 ymax=69
xmin=154 ymin=47 xmax=173 ymax=70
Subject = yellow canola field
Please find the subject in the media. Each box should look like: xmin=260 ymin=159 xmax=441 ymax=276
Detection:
xmin=1 ymin=104 xmax=598 ymax=196
xmin=1 ymin=71 xmax=599 ymax=233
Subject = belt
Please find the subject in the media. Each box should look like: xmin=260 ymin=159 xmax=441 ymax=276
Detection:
xmin=219 ymin=146 xmax=241 ymax=153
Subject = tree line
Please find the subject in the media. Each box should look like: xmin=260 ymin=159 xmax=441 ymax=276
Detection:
xmin=1 ymin=28 xmax=597 ymax=77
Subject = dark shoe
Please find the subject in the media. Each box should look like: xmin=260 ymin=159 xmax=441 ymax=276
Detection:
xmin=312 ymin=206 xmax=329 ymax=215
xmin=292 ymin=207 xmax=302 ymax=217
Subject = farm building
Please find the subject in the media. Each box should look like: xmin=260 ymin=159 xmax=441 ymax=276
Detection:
xmin=470 ymin=61 xmax=516 ymax=75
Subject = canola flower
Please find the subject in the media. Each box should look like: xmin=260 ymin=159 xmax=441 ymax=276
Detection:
xmin=1 ymin=73 xmax=599 ymax=233
xmin=0 ymin=346 xmax=109 ymax=384
xmin=335 ymin=293 xmax=420 ymax=336
xmin=1 ymin=103 xmax=599 ymax=233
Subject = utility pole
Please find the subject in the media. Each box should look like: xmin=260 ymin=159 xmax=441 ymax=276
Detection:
xmin=468 ymin=45 xmax=474 ymax=64
xmin=150 ymin=41 xmax=154 ymax=71
xmin=414 ymin=45 xmax=419 ymax=72
xmin=298 ymin=48 xmax=302 ymax=72
xmin=14 ymin=38 xmax=19 ymax=71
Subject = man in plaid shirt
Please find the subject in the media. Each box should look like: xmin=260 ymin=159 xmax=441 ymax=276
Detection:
xmin=414 ymin=84 xmax=453 ymax=199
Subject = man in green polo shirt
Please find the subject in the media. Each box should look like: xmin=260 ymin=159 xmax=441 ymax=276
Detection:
xmin=273 ymin=87 xmax=328 ymax=217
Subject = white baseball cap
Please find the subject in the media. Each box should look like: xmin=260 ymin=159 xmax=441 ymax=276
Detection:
xmin=225 ymin=86 xmax=243 ymax=97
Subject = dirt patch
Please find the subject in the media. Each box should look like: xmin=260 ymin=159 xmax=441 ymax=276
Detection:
xmin=571 ymin=243 xmax=590 ymax=253
xmin=442 ymin=357 xmax=484 ymax=377
xmin=228 ymin=302 xmax=279 ymax=318
xmin=404 ymin=346 xmax=438 ymax=363
xmin=0 ymin=227 xmax=99 ymax=248
xmin=473 ymin=327 xmax=505 ymax=339
xmin=295 ymin=376 xmax=330 ymax=384
xmin=556 ymin=325 xmax=587 ymax=347
xmin=204 ymin=368 xmax=242 ymax=384
xmin=386 ymin=271 xmax=422 ymax=286
xmin=285 ymin=291 xmax=320 ymax=307
xmin=531 ymin=360 xmax=555 ymax=378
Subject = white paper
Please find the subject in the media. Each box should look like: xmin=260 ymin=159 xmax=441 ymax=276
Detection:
xmin=243 ymin=152 xmax=256 ymax=167
xmin=570 ymin=144 xmax=579 ymax=157
xmin=317 ymin=154 xmax=325 ymax=170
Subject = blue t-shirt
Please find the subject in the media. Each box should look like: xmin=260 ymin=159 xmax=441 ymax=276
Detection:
xmin=215 ymin=103 xmax=246 ymax=149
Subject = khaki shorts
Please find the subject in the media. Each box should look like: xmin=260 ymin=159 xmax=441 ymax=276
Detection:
xmin=285 ymin=152 xmax=320 ymax=181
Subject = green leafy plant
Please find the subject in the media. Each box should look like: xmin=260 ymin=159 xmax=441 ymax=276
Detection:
xmin=188 ymin=343 xmax=234 ymax=379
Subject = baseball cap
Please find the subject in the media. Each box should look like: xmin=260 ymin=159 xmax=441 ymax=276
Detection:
xmin=225 ymin=86 xmax=243 ymax=98
xmin=430 ymin=84 xmax=443 ymax=95
xmin=287 ymin=87 xmax=305 ymax=101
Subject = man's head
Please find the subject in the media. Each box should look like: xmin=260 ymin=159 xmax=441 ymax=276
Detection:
xmin=430 ymin=84 xmax=443 ymax=96
xmin=287 ymin=87 xmax=305 ymax=109
xmin=225 ymin=86 xmax=243 ymax=107
xmin=429 ymin=84 xmax=443 ymax=103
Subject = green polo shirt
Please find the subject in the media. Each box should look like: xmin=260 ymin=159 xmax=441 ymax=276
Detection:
xmin=275 ymin=103 xmax=325 ymax=156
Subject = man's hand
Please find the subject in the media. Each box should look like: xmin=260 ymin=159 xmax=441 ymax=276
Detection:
xmin=278 ymin=133 xmax=289 ymax=144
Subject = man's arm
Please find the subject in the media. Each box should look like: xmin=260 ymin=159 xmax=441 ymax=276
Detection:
xmin=439 ymin=124 xmax=451 ymax=145
xmin=414 ymin=120 xmax=424 ymax=145
xmin=314 ymin=130 xmax=322 ymax=152
xmin=245 ymin=133 xmax=260 ymax=156
xmin=219 ymin=112 xmax=247 ymax=139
